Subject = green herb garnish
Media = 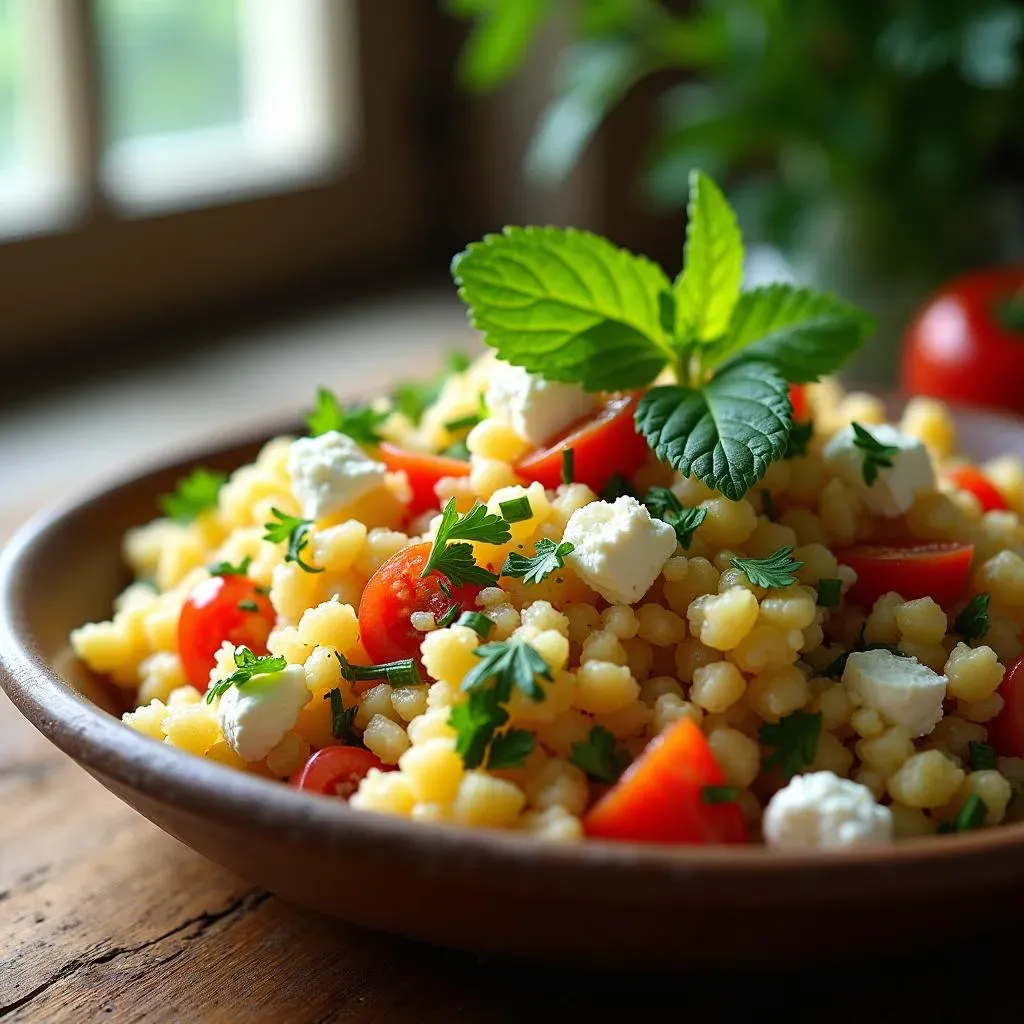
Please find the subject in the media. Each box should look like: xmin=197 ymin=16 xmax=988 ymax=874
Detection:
xmin=561 ymin=448 xmax=575 ymax=485
xmin=237 ymin=599 xmax=260 ymax=613
xmin=730 ymin=546 xmax=804 ymax=589
xmin=851 ymin=422 xmax=900 ymax=486
xmin=335 ymin=651 xmax=422 ymax=688
xmin=263 ymin=508 xmax=322 ymax=574
xmin=452 ymin=171 xmax=873 ymax=500
xmin=457 ymin=610 xmax=495 ymax=639
xmin=569 ymin=726 xmax=630 ymax=783
xmin=210 ymin=556 xmax=252 ymax=577
xmin=205 ymin=646 xmax=287 ymax=703
xmin=325 ymin=687 xmax=358 ymax=743
xmin=760 ymin=710 xmax=822 ymax=779
xmin=158 ymin=467 xmax=226 ymax=524
xmin=436 ymin=601 xmax=461 ymax=628
xmin=701 ymin=785 xmax=740 ymax=805
xmin=938 ymin=793 xmax=987 ymax=834
xmin=643 ymin=487 xmax=707 ymax=549
xmin=784 ymin=420 xmax=814 ymax=459
xmin=955 ymin=593 xmax=991 ymax=645
xmin=599 ymin=472 xmax=635 ymax=501
xmin=305 ymin=386 xmax=387 ymax=443
xmin=449 ymin=687 xmax=507 ymax=769
xmin=421 ymin=497 xmax=511 ymax=587
xmin=817 ymin=578 xmax=843 ymax=608
xmin=968 ymin=741 xmax=997 ymax=772
xmin=486 ymin=728 xmax=534 ymax=770
xmin=498 ymin=496 xmax=533 ymax=523
xmin=501 ymin=538 xmax=575 ymax=586
xmin=393 ymin=350 xmax=473 ymax=425
xmin=444 ymin=412 xmax=482 ymax=433
xmin=462 ymin=639 xmax=551 ymax=702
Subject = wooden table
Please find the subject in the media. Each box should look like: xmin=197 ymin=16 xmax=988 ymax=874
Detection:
xmin=3 ymin=505 xmax=1024 ymax=1024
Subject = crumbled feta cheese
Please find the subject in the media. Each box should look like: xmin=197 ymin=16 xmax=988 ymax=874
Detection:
xmin=563 ymin=496 xmax=677 ymax=605
xmin=823 ymin=423 xmax=934 ymax=517
xmin=217 ymin=665 xmax=310 ymax=762
xmin=485 ymin=360 xmax=598 ymax=447
xmin=843 ymin=648 xmax=946 ymax=738
xmin=764 ymin=771 xmax=893 ymax=849
xmin=288 ymin=431 xmax=387 ymax=521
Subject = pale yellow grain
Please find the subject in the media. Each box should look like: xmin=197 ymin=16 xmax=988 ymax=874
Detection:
xmin=696 ymin=497 xmax=757 ymax=548
xmin=420 ymin=625 xmax=480 ymax=687
xmin=957 ymin=693 xmax=1005 ymax=723
xmin=651 ymin=693 xmax=703 ymax=735
xmin=350 ymin=768 xmax=416 ymax=816
xmin=356 ymin=683 xmax=402 ymax=729
xmin=944 ymin=642 xmax=1004 ymax=702
xmin=894 ymin=597 xmax=947 ymax=645
xmin=727 ymin=624 xmax=798 ymax=674
xmin=408 ymin=707 xmax=457 ymax=745
xmin=976 ymin=550 xmax=1024 ymax=607
xmin=888 ymin=750 xmax=965 ymax=808
xmin=663 ymin=557 xmax=720 ymax=616
xmin=690 ymin=661 xmax=746 ymax=714
xmin=688 ymin=588 xmax=759 ymax=651
xmin=573 ymin=661 xmax=639 ymax=715
xmin=123 ymin=700 xmax=169 ymax=740
xmin=265 ymin=732 xmax=311 ymax=777
xmin=747 ymin=665 xmax=810 ymax=723
xmin=706 ymin=727 xmax=760 ymax=788
xmin=391 ymin=685 xmax=429 ymax=722
xmin=621 ymin=637 xmax=655 ymax=683
xmin=363 ymin=714 xmax=411 ymax=765
xmin=744 ymin=518 xmax=799 ymax=560
xmin=889 ymin=804 xmax=936 ymax=839
xmin=779 ymin=508 xmax=829 ymax=547
xmin=900 ymin=396 xmax=956 ymax=461
xmin=162 ymin=704 xmax=221 ymax=755
xmin=311 ymin=520 xmax=367 ymax=573
xmin=759 ymin=584 xmax=817 ymax=632
xmin=450 ymin=771 xmax=526 ymax=827
xmin=856 ymin=725 xmax=914 ymax=776
xmin=580 ymin=630 xmax=629 ymax=667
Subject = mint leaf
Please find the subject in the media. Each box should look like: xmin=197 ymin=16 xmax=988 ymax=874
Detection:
xmin=730 ymin=546 xmax=804 ymax=588
xmin=635 ymin=361 xmax=792 ymax=501
xmin=704 ymin=285 xmax=874 ymax=382
xmin=451 ymin=226 xmax=674 ymax=391
xmin=674 ymin=170 xmax=742 ymax=344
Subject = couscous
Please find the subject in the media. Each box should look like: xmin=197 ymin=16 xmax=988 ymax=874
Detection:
xmin=72 ymin=173 xmax=1024 ymax=850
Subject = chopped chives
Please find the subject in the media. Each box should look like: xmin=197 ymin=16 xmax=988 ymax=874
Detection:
xmin=938 ymin=793 xmax=987 ymax=834
xmin=237 ymin=599 xmax=260 ymax=613
xmin=444 ymin=412 xmax=481 ymax=432
xmin=701 ymin=785 xmax=739 ymax=805
xmin=561 ymin=448 xmax=575 ymax=486
xmin=499 ymin=496 xmax=533 ymax=523
xmin=437 ymin=602 xmax=461 ymax=628
xmin=457 ymin=610 xmax=494 ymax=639
xmin=335 ymin=651 xmax=422 ymax=688
xmin=817 ymin=578 xmax=843 ymax=608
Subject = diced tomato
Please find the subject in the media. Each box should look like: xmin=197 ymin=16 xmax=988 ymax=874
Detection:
xmin=515 ymin=393 xmax=649 ymax=493
xmin=789 ymin=383 xmax=809 ymax=422
xmin=357 ymin=541 xmax=483 ymax=667
xmin=988 ymin=654 xmax=1024 ymax=758
xmin=378 ymin=443 xmax=470 ymax=517
xmin=178 ymin=575 xmax=275 ymax=691
xmin=290 ymin=745 xmax=391 ymax=799
xmin=944 ymin=466 xmax=1010 ymax=513
xmin=835 ymin=542 xmax=974 ymax=610
xmin=584 ymin=718 xmax=748 ymax=845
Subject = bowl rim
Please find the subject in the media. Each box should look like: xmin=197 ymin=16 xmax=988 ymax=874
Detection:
xmin=4 ymin=411 xmax=1024 ymax=889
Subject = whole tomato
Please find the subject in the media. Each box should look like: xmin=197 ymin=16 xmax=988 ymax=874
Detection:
xmin=901 ymin=268 xmax=1024 ymax=414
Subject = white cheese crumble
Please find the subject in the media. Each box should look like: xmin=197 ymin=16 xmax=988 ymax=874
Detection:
xmin=823 ymin=422 xmax=934 ymax=518
xmin=764 ymin=771 xmax=894 ymax=850
xmin=288 ymin=430 xmax=387 ymax=521
xmin=217 ymin=664 xmax=310 ymax=763
xmin=485 ymin=360 xmax=598 ymax=447
xmin=563 ymin=495 xmax=677 ymax=605
xmin=843 ymin=647 xmax=947 ymax=738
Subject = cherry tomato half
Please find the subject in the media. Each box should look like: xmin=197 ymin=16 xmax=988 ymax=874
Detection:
xmin=290 ymin=745 xmax=390 ymax=799
xmin=789 ymin=383 xmax=810 ymax=423
xmin=987 ymin=654 xmax=1024 ymax=758
xmin=515 ymin=393 xmax=649 ymax=493
xmin=835 ymin=542 xmax=974 ymax=610
xmin=584 ymin=718 xmax=747 ymax=845
xmin=178 ymin=575 xmax=275 ymax=691
xmin=379 ymin=443 xmax=470 ymax=517
xmin=358 ymin=541 xmax=484 ymax=666
xmin=944 ymin=466 xmax=1010 ymax=513
xmin=901 ymin=267 xmax=1024 ymax=416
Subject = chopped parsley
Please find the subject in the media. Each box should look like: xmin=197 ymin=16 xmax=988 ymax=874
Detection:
xmin=325 ymin=687 xmax=358 ymax=743
xmin=444 ymin=411 xmax=482 ymax=433
xmin=305 ymin=386 xmax=387 ymax=443
xmin=210 ymin=556 xmax=252 ymax=577
xmin=486 ymin=728 xmax=534 ymax=770
xmin=954 ymin=593 xmax=991 ymax=645
xmin=759 ymin=710 xmax=822 ymax=779
xmin=205 ymin=646 xmax=287 ymax=703
xmin=937 ymin=793 xmax=987 ymax=834
xmin=501 ymin=538 xmax=575 ymax=586
xmin=730 ymin=546 xmax=804 ymax=589
xmin=237 ymin=599 xmax=260 ymax=613
xmin=968 ymin=741 xmax=997 ymax=772
xmin=816 ymin=577 xmax=843 ymax=608
xmin=456 ymin=610 xmax=494 ymax=639
xmin=784 ymin=420 xmax=814 ymax=459
xmin=599 ymin=472 xmax=635 ymax=501
xmin=449 ymin=687 xmax=507 ymax=769
xmin=701 ymin=785 xmax=740 ymax=805
xmin=851 ymin=422 xmax=900 ymax=486
xmin=335 ymin=651 xmax=422 ymax=688
xmin=561 ymin=448 xmax=575 ymax=486
xmin=569 ymin=726 xmax=630 ymax=783
xmin=392 ymin=350 xmax=473 ymax=425
xmin=263 ymin=508 xmax=322 ymax=574
xmin=158 ymin=467 xmax=226 ymax=524
xmin=462 ymin=638 xmax=551 ymax=702
xmin=420 ymin=498 xmax=511 ymax=587
xmin=643 ymin=487 xmax=707 ymax=550
xmin=498 ymin=496 xmax=533 ymax=523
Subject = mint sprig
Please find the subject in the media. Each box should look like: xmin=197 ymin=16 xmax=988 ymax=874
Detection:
xmin=452 ymin=169 xmax=873 ymax=501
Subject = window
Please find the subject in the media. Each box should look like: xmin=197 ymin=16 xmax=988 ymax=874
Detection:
xmin=0 ymin=0 xmax=426 ymax=362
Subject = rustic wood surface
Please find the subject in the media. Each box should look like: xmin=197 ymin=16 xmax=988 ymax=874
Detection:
xmin=3 ymin=502 xmax=1024 ymax=1024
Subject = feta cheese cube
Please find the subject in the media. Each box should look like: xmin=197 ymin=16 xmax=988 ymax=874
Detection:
xmin=485 ymin=360 xmax=598 ymax=447
xmin=764 ymin=771 xmax=893 ymax=850
xmin=217 ymin=664 xmax=310 ymax=762
xmin=843 ymin=648 xmax=946 ymax=738
xmin=823 ymin=423 xmax=934 ymax=518
xmin=288 ymin=431 xmax=387 ymax=521
xmin=563 ymin=496 xmax=677 ymax=605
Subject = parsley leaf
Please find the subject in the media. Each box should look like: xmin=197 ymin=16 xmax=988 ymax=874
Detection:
xmin=569 ymin=726 xmax=629 ymax=783
xmin=635 ymin=363 xmax=792 ymax=502
xmin=674 ymin=170 xmax=742 ymax=344
xmin=599 ymin=472 xmax=635 ymax=501
xmin=851 ymin=422 xmax=900 ymax=486
xmin=325 ymin=687 xmax=358 ymax=743
xmin=393 ymin=350 xmax=473 ymax=425
xmin=938 ymin=793 xmax=987 ymax=834
xmin=451 ymin=226 xmax=675 ymax=391
xmin=968 ymin=740 xmax=997 ymax=772
xmin=730 ymin=546 xmax=804 ymax=589
xmin=462 ymin=639 xmax=551 ymax=702
xmin=158 ymin=467 xmax=226 ymax=524
xmin=449 ymin=688 xmax=508 ymax=769
xmin=421 ymin=498 xmax=511 ymax=586
xmin=263 ymin=508 xmax=322 ymax=574
xmin=305 ymin=387 xmax=387 ymax=443
xmin=760 ymin=710 xmax=822 ymax=779
xmin=487 ymin=728 xmax=534 ymax=769
xmin=205 ymin=646 xmax=287 ymax=703
xmin=701 ymin=785 xmax=739 ymax=805
xmin=501 ymin=538 xmax=575 ymax=585
xmin=785 ymin=420 xmax=814 ymax=459
xmin=955 ymin=593 xmax=991 ymax=644
xmin=643 ymin=487 xmax=707 ymax=549
xmin=210 ymin=556 xmax=252 ymax=577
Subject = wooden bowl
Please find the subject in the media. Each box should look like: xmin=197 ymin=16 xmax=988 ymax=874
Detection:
xmin=4 ymin=406 xmax=1024 ymax=969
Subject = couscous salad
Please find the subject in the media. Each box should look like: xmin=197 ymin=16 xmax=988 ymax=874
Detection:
xmin=72 ymin=173 xmax=1024 ymax=850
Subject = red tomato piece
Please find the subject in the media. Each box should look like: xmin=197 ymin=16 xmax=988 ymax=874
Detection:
xmin=987 ymin=655 xmax=1024 ymax=758
xmin=584 ymin=718 xmax=748 ymax=845
xmin=290 ymin=745 xmax=391 ymax=799
xmin=944 ymin=466 xmax=1010 ymax=513
xmin=178 ymin=575 xmax=275 ymax=691
xmin=515 ymin=393 xmax=649 ymax=493
xmin=379 ymin=443 xmax=471 ymax=517
xmin=900 ymin=267 xmax=1024 ymax=415
xmin=789 ymin=383 xmax=809 ymax=422
xmin=835 ymin=542 xmax=974 ymax=610
xmin=357 ymin=541 xmax=483 ymax=667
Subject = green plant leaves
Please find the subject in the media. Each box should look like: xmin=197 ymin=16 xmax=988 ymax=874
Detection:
xmin=452 ymin=226 xmax=674 ymax=390
xmin=635 ymin=361 xmax=792 ymax=501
